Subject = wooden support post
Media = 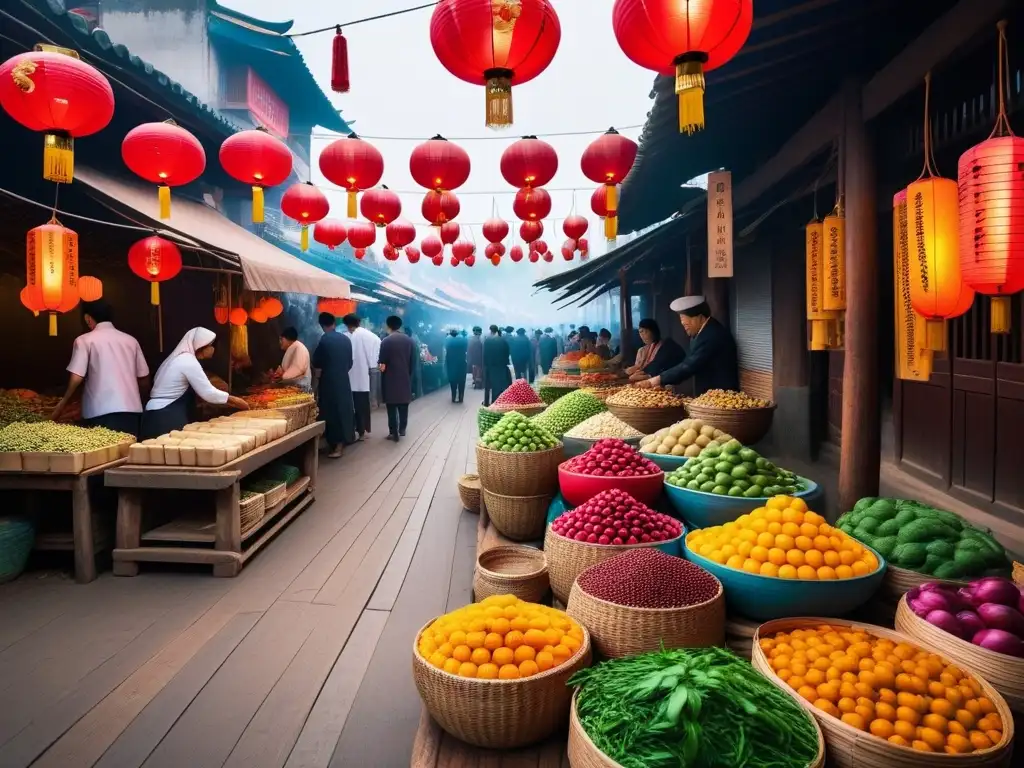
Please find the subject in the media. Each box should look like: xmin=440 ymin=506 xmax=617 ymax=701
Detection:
xmin=302 ymin=432 xmax=319 ymax=494
xmin=213 ymin=481 xmax=241 ymax=577
xmin=619 ymin=270 xmax=633 ymax=361
xmin=839 ymin=81 xmax=881 ymax=511
xmin=706 ymin=278 xmax=730 ymax=331
xmin=113 ymin=489 xmax=143 ymax=576
xmin=70 ymin=476 xmax=96 ymax=583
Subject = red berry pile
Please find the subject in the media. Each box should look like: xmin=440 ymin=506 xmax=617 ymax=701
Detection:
xmin=551 ymin=489 xmax=682 ymax=545
xmin=564 ymin=438 xmax=661 ymax=477
xmin=577 ymin=549 xmax=720 ymax=608
xmin=493 ymin=379 xmax=544 ymax=407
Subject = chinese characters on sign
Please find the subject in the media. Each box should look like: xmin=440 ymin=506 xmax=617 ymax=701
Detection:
xmin=246 ymin=69 xmax=290 ymax=140
xmin=707 ymin=171 xmax=733 ymax=278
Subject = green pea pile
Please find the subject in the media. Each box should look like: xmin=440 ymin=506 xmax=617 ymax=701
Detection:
xmin=531 ymin=390 xmax=606 ymax=438
xmin=0 ymin=422 xmax=134 ymax=453
xmin=0 ymin=394 xmax=45 ymax=429
xmin=480 ymin=412 xmax=558 ymax=453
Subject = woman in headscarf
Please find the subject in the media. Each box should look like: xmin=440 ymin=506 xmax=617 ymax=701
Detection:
xmin=626 ymin=319 xmax=685 ymax=382
xmin=141 ymin=328 xmax=248 ymax=438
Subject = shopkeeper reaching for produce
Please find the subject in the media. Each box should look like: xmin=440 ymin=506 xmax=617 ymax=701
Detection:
xmin=52 ymin=299 xmax=149 ymax=436
xmin=635 ymin=296 xmax=739 ymax=395
xmin=625 ymin=318 xmax=685 ymax=382
xmin=140 ymin=328 xmax=248 ymax=439
xmin=274 ymin=327 xmax=311 ymax=391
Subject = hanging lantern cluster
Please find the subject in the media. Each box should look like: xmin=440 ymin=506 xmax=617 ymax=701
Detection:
xmin=281 ymin=182 xmax=330 ymax=251
xmin=314 ymin=219 xmax=347 ymax=250
xmin=122 ymin=120 xmax=206 ymax=219
xmin=319 ymin=133 xmax=384 ymax=218
xmin=220 ymin=128 xmax=293 ymax=222
xmin=561 ymin=215 xmax=589 ymax=260
xmin=412 ymin=136 xmax=470 ymax=228
xmin=361 ymin=186 xmax=402 ymax=227
xmin=430 ymin=0 xmax=561 ymax=128
xmin=128 ymin=235 xmax=182 ymax=306
xmin=612 ymin=0 xmax=752 ymax=135
xmin=26 ymin=218 xmax=79 ymax=335
xmin=581 ymin=128 xmax=637 ymax=240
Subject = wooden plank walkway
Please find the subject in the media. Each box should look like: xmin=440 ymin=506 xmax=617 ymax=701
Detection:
xmin=0 ymin=389 xmax=479 ymax=768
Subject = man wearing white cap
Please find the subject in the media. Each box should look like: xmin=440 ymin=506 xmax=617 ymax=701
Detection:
xmin=636 ymin=295 xmax=739 ymax=395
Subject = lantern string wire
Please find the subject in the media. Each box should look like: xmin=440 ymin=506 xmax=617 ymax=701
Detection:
xmin=309 ymin=125 xmax=644 ymax=141
xmin=989 ymin=20 xmax=1014 ymax=139
xmin=286 ymin=2 xmax=440 ymax=38
xmin=916 ymin=72 xmax=939 ymax=181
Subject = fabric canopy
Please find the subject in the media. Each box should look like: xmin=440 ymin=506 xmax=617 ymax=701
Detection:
xmin=76 ymin=168 xmax=351 ymax=298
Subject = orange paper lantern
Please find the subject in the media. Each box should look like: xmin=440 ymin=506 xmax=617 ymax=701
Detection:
xmin=127 ymin=235 xmax=182 ymax=306
xmin=229 ymin=307 xmax=248 ymax=326
xmin=259 ymin=296 xmax=284 ymax=318
xmin=317 ymin=298 xmax=356 ymax=317
xmin=77 ymin=275 xmax=103 ymax=302
xmin=214 ymin=306 xmax=229 ymax=325
xmin=27 ymin=219 xmax=79 ymax=335
xmin=249 ymin=307 xmax=268 ymax=323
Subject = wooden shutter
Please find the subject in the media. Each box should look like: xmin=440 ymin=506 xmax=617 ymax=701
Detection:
xmin=730 ymin=249 xmax=773 ymax=399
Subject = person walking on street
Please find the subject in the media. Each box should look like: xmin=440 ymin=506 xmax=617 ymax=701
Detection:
xmin=529 ymin=329 xmax=542 ymax=383
xmin=468 ymin=326 xmax=484 ymax=389
xmin=510 ymin=328 xmax=531 ymax=381
xmin=539 ymin=327 xmax=557 ymax=374
xmin=482 ymin=324 xmax=512 ymax=405
xmin=444 ymin=329 xmax=468 ymax=403
xmin=378 ymin=315 xmax=416 ymax=441
xmin=342 ymin=313 xmax=380 ymax=441
xmin=312 ymin=313 xmax=355 ymax=458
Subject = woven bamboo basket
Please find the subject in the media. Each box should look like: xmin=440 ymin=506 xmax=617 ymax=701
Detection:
xmin=606 ymin=404 xmax=687 ymax=435
xmin=725 ymin=613 xmax=760 ymax=660
xmin=880 ymin=565 xmax=967 ymax=602
xmin=246 ymin=400 xmax=317 ymax=433
xmin=473 ymin=545 xmax=549 ymax=603
xmin=752 ymin=617 xmax=1015 ymax=768
xmin=684 ymin=403 xmax=776 ymax=445
xmin=543 ymin=526 xmax=685 ymax=604
xmin=240 ymin=493 xmax=265 ymax=536
xmin=895 ymin=596 xmax=1024 ymax=713
xmin=261 ymin=482 xmax=287 ymax=508
xmin=489 ymin=402 xmax=547 ymax=418
xmin=475 ymin=443 xmax=563 ymax=497
xmin=411 ymin=618 xmax=592 ymax=749
xmin=567 ymin=689 xmax=826 ymax=768
xmin=458 ymin=474 xmax=481 ymax=513
xmin=566 ymin=577 xmax=725 ymax=658
xmin=483 ymin=490 xmax=550 ymax=541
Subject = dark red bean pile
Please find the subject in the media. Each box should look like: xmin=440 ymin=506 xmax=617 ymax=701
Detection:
xmin=577 ymin=548 xmax=721 ymax=608
xmin=564 ymin=438 xmax=661 ymax=477
xmin=551 ymin=489 xmax=682 ymax=544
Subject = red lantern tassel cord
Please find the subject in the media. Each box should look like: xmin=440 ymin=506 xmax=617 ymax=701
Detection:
xmin=331 ymin=27 xmax=350 ymax=93
xmin=674 ymin=53 xmax=707 ymax=135
xmin=158 ymin=185 xmax=171 ymax=219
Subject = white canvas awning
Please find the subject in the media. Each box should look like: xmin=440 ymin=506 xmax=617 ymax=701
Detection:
xmin=76 ymin=167 xmax=351 ymax=298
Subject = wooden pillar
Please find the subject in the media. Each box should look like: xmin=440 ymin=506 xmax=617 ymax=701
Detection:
xmin=705 ymin=278 xmax=730 ymax=331
xmin=838 ymin=81 xmax=881 ymax=510
xmin=772 ymin=238 xmax=812 ymax=459
xmin=619 ymin=270 xmax=633 ymax=361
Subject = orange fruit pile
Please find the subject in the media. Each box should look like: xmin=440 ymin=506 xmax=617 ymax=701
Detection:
xmin=686 ymin=497 xmax=880 ymax=580
xmin=418 ymin=595 xmax=584 ymax=680
xmin=762 ymin=625 xmax=1004 ymax=753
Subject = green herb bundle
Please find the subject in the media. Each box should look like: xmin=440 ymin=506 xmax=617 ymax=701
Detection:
xmin=569 ymin=647 xmax=819 ymax=768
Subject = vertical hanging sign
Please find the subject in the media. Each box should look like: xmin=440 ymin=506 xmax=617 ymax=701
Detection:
xmin=822 ymin=211 xmax=846 ymax=310
xmin=893 ymin=190 xmax=932 ymax=381
xmin=707 ymin=170 xmax=733 ymax=277
xmin=805 ymin=221 xmax=831 ymax=350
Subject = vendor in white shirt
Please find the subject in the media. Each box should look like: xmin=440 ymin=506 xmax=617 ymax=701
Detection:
xmin=343 ymin=313 xmax=381 ymax=440
xmin=52 ymin=299 xmax=149 ymax=436
xmin=274 ymin=326 xmax=311 ymax=391
xmin=140 ymin=327 xmax=248 ymax=439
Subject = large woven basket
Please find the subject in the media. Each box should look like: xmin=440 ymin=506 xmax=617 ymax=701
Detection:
xmin=412 ymin=618 xmax=592 ymax=749
xmin=483 ymin=490 xmax=550 ymax=541
xmin=475 ymin=443 xmax=563 ymax=497
xmin=752 ymin=617 xmax=1015 ymax=768
xmin=895 ymin=595 xmax=1024 ymax=713
xmin=543 ymin=526 xmax=685 ymax=604
xmin=473 ymin=545 xmax=549 ymax=603
xmin=684 ymin=403 xmax=776 ymax=445
xmin=489 ymin=402 xmax=547 ymax=418
xmin=240 ymin=493 xmax=265 ymax=536
xmin=0 ymin=517 xmax=35 ymax=584
xmin=566 ymin=577 xmax=725 ymax=658
xmin=567 ymin=690 xmax=826 ymax=768
xmin=458 ymin=474 xmax=481 ymax=513
xmin=880 ymin=564 xmax=966 ymax=602
xmin=606 ymin=404 xmax=687 ymax=435
xmin=261 ymin=482 xmax=287 ymax=508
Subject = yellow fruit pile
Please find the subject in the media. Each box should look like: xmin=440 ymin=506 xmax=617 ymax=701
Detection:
xmin=762 ymin=625 xmax=1005 ymax=753
xmin=686 ymin=497 xmax=880 ymax=580
xmin=690 ymin=389 xmax=772 ymax=409
xmin=578 ymin=353 xmax=605 ymax=370
xmin=418 ymin=594 xmax=585 ymax=680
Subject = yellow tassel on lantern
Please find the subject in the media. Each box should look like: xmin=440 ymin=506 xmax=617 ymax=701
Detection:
xmin=300 ymin=226 xmax=310 ymax=251
xmin=158 ymin=185 xmax=171 ymax=219
xmin=48 ymin=313 xmax=57 ymax=336
xmin=252 ymin=186 xmax=265 ymax=223
xmin=991 ymin=297 xmax=1011 ymax=334
xmin=604 ymin=215 xmax=617 ymax=241
xmin=43 ymin=133 xmax=74 ymax=183
xmin=230 ymin=324 xmax=249 ymax=359
xmin=924 ymin=320 xmax=947 ymax=353
xmin=485 ymin=71 xmax=513 ymax=128
xmin=674 ymin=57 xmax=706 ymax=136
xmin=605 ymin=183 xmax=618 ymax=213
xmin=150 ymin=282 xmax=160 ymax=306
xmin=347 ymin=189 xmax=357 ymax=218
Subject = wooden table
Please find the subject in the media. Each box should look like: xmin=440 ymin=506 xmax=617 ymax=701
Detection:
xmin=0 ymin=457 xmax=128 ymax=584
xmin=105 ymin=421 xmax=323 ymax=577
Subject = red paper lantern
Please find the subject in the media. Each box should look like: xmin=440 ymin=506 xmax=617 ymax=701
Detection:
xmin=421 ymin=235 xmax=444 ymax=259
xmin=360 ymin=186 xmax=402 ymax=227
xmin=354 ymin=248 xmax=367 ymax=260
xmin=77 ymin=275 xmax=103 ymax=302
xmin=319 ymin=134 xmax=384 ymax=217
xmin=534 ymin=239 xmax=549 ymax=255
xmin=490 ymin=254 xmax=501 ymax=266
xmin=582 ymin=128 xmax=637 ymax=239
xmin=484 ymin=242 xmax=502 ymax=259
xmin=520 ymin=220 xmax=543 ymax=243
xmin=128 ymin=235 xmax=182 ymax=306
xmin=429 ymin=0 xmax=561 ymax=127
xmin=510 ymin=244 xmax=525 ymax=262
xmin=281 ymin=182 xmax=330 ymax=251
xmin=382 ymin=243 xmax=400 ymax=261
xmin=26 ymin=219 xmax=78 ymax=336
xmin=229 ymin=307 xmax=248 ymax=326
xmin=0 ymin=49 xmax=114 ymax=183
xmin=513 ymin=186 xmax=551 ymax=221
xmin=331 ymin=27 xmax=350 ymax=93
xmin=958 ymin=135 xmax=1024 ymax=333
xmin=465 ymin=254 xmax=477 ymax=267
xmin=450 ymin=255 xmax=460 ymax=267
xmin=500 ymin=136 xmax=558 ymax=188
xmin=260 ymin=296 xmax=284 ymax=318
xmin=250 ymin=307 xmax=268 ymax=323
xmin=214 ymin=306 xmax=229 ymax=325
xmin=347 ymin=220 xmax=377 ymax=250
xmin=561 ymin=238 xmax=577 ymax=260
xmin=318 ymin=298 xmax=357 ymax=317
xmin=432 ymin=254 xmax=444 ymax=266
xmin=386 ymin=218 xmax=416 ymax=248
xmin=612 ymin=0 xmax=753 ymax=134
xmin=542 ymin=251 xmax=554 ymax=262
xmin=563 ymin=215 xmax=588 ymax=241
xmin=483 ymin=217 xmax=510 ymax=243
xmin=314 ymin=219 xmax=348 ymax=250
xmin=122 ymin=120 xmax=206 ymax=219
xmin=422 ymin=190 xmax=461 ymax=226
xmin=590 ymin=186 xmax=611 ymax=218
xmin=406 ymin=246 xmax=421 ymax=264
xmin=528 ymin=250 xmax=540 ymax=263
xmin=219 ymin=128 xmax=292 ymax=222
xmin=452 ymin=240 xmax=475 ymax=262
xmin=578 ymin=237 xmax=589 ymax=254
xmin=440 ymin=221 xmax=461 ymax=245
xmin=410 ymin=135 xmax=471 ymax=191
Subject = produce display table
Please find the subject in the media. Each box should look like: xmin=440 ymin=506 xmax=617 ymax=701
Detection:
xmin=105 ymin=421 xmax=323 ymax=578
xmin=0 ymin=456 xmax=128 ymax=584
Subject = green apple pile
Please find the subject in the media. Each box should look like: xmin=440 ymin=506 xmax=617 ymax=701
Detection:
xmin=480 ymin=412 xmax=559 ymax=453
xmin=665 ymin=439 xmax=806 ymax=498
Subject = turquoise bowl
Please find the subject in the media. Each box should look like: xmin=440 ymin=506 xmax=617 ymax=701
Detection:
xmin=664 ymin=477 xmax=822 ymax=529
xmin=683 ymin=540 xmax=887 ymax=620
xmin=640 ymin=452 xmax=690 ymax=472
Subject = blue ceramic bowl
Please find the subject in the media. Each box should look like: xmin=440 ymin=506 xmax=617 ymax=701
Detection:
xmin=664 ymin=478 xmax=822 ymax=529
xmin=640 ymin=452 xmax=690 ymax=472
xmin=683 ymin=540 xmax=887 ymax=620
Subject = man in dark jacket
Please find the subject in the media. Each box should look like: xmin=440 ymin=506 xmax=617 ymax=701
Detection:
xmin=378 ymin=315 xmax=417 ymax=441
xmin=539 ymin=327 xmax=557 ymax=374
xmin=312 ymin=312 xmax=355 ymax=458
xmin=510 ymin=328 xmax=532 ymax=381
xmin=530 ymin=329 xmax=542 ymax=383
xmin=468 ymin=326 xmax=484 ymax=389
xmin=444 ymin=329 xmax=468 ymax=403
xmin=482 ymin=324 xmax=512 ymax=405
